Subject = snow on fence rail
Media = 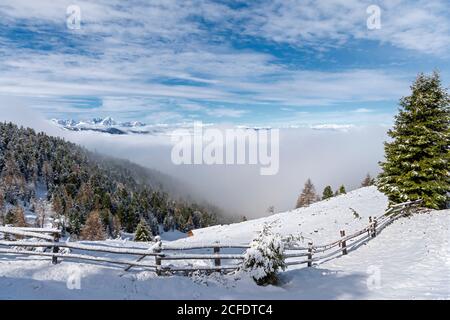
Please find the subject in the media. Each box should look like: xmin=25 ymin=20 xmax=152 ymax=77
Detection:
xmin=0 ymin=200 xmax=422 ymax=275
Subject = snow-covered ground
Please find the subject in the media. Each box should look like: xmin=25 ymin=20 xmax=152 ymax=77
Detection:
xmin=1 ymin=187 xmax=449 ymax=299
xmin=175 ymin=186 xmax=389 ymax=247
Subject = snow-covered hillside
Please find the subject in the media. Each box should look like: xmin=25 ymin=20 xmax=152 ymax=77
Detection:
xmin=1 ymin=187 xmax=449 ymax=299
xmin=174 ymin=186 xmax=389 ymax=247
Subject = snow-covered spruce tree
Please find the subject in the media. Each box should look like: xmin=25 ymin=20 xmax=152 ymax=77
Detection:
xmin=338 ymin=185 xmax=346 ymax=195
xmin=322 ymin=186 xmax=334 ymax=200
xmin=242 ymin=224 xmax=286 ymax=286
xmin=111 ymin=215 xmax=122 ymax=238
xmin=378 ymin=72 xmax=450 ymax=209
xmin=296 ymin=178 xmax=318 ymax=208
xmin=134 ymin=218 xmax=153 ymax=242
xmin=80 ymin=210 xmax=106 ymax=241
xmin=148 ymin=215 xmax=159 ymax=236
xmin=163 ymin=214 xmax=175 ymax=232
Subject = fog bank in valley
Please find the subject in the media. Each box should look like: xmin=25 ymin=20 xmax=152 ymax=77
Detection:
xmin=0 ymin=103 xmax=389 ymax=219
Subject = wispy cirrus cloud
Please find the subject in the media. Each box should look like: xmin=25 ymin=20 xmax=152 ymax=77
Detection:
xmin=238 ymin=0 xmax=450 ymax=55
xmin=0 ymin=0 xmax=448 ymax=125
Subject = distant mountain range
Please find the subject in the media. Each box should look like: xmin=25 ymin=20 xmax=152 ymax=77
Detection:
xmin=51 ymin=117 xmax=269 ymax=136
xmin=51 ymin=117 xmax=355 ymax=135
xmin=51 ymin=117 xmax=162 ymax=135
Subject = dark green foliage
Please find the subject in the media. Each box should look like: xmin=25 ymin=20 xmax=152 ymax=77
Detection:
xmin=134 ymin=218 xmax=153 ymax=242
xmin=0 ymin=122 xmax=218 ymax=236
xmin=338 ymin=185 xmax=346 ymax=195
xmin=4 ymin=208 xmax=15 ymax=225
xmin=67 ymin=207 xmax=83 ymax=235
xmin=378 ymin=72 xmax=450 ymax=209
xmin=322 ymin=186 xmax=334 ymax=200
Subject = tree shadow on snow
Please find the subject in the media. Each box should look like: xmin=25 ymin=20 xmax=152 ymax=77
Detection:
xmin=278 ymin=267 xmax=369 ymax=299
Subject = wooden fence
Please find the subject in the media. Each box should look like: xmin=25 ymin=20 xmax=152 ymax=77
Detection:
xmin=0 ymin=200 xmax=422 ymax=275
xmin=283 ymin=199 xmax=423 ymax=267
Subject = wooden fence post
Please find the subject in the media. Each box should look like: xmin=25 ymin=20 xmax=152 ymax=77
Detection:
xmin=368 ymin=216 xmax=373 ymax=237
xmin=340 ymin=230 xmax=347 ymax=255
xmin=154 ymin=237 xmax=163 ymax=276
xmin=214 ymin=247 xmax=221 ymax=268
xmin=307 ymin=242 xmax=313 ymax=267
xmin=52 ymin=232 xmax=60 ymax=265
xmin=155 ymin=255 xmax=162 ymax=276
xmin=372 ymin=218 xmax=378 ymax=237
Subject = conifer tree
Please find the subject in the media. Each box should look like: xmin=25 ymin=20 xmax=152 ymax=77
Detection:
xmin=68 ymin=209 xmax=82 ymax=236
xmin=13 ymin=206 xmax=27 ymax=227
xmin=296 ymin=179 xmax=318 ymax=208
xmin=0 ymin=122 xmax=219 ymax=234
xmin=33 ymin=199 xmax=46 ymax=228
xmin=322 ymin=186 xmax=334 ymax=200
xmin=0 ymin=190 xmax=4 ymax=211
xmin=80 ymin=210 xmax=106 ymax=241
xmin=184 ymin=215 xmax=194 ymax=232
xmin=163 ymin=214 xmax=175 ymax=232
xmin=148 ymin=215 xmax=159 ymax=236
xmin=338 ymin=185 xmax=346 ymax=195
xmin=134 ymin=218 xmax=153 ymax=242
xmin=361 ymin=173 xmax=375 ymax=187
xmin=4 ymin=208 xmax=15 ymax=225
xmin=378 ymin=72 xmax=449 ymax=209
xmin=111 ymin=215 xmax=122 ymax=238
xmin=0 ymin=190 xmax=4 ymax=225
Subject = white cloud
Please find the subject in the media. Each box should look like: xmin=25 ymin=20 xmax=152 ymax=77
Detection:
xmin=205 ymin=107 xmax=248 ymax=118
xmin=354 ymin=108 xmax=374 ymax=113
xmin=310 ymin=123 xmax=355 ymax=130
xmin=238 ymin=0 xmax=450 ymax=55
xmin=0 ymin=0 xmax=447 ymax=124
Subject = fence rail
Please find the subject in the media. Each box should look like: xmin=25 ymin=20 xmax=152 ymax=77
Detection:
xmin=0 ymin=200 xmax=422 ymax=275
xmin=282 ymin=199 xmax=423 ymax=267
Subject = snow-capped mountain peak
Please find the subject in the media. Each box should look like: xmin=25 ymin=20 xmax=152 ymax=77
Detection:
xmin=122 ymin=121 xmax=145 ymax=128
xmin=100 ymin=116 xmax=116 ymax=127
xmin=51 ymin=117 xmax=151 ymax=135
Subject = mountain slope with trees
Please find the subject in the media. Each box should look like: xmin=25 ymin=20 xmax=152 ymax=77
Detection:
xmin=0 ymin=122 xmax=219 ymax=238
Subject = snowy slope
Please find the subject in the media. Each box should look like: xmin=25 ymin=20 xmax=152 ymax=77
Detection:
xmin=1 ymin=187 xmax=449 ymax=299
xmin=173 ymin=186 xmax=389 ymax=247
xmin=0 ymin=210 xmax=448 ymax=299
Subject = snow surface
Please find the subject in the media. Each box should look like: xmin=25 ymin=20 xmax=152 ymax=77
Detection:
xmin=173 ymin=186 xmax=389 ymax=248
xmin=1 ymin=187 xmax=449 ymax=299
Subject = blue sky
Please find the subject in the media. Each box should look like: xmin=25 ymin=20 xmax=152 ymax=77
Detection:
xmin=0 ymin=0 xmax=449 ymax=127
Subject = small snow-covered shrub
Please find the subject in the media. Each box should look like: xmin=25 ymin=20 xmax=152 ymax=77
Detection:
xmin=242 ymin=223 xmax=286 ymax=286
